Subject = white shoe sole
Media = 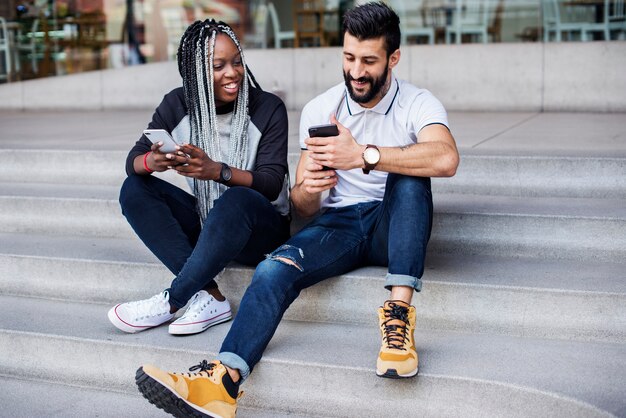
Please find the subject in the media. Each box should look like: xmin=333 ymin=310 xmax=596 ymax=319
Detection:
xmin=107 ymin=305 xmax=173 ymax=333
xmin=168 ymin=311 xmax=233 ymax=335
xmin=376 ymin=366 xmax=419 ymax=379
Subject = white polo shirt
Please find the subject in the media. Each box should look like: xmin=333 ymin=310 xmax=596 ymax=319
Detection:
xmin=299 ymin=73 xmax=449 ymax=209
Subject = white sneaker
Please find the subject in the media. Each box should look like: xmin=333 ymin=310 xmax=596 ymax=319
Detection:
xmin=168 ymin=290 xmax=232 ymax=335
xmin=108 ymin=291 xmax=175 ymax=333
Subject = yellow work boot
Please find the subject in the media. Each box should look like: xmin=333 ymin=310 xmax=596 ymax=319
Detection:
xmin=376 ymin=300 xmax=418 ymax=378
xmin=136 ymin=360 xmax=241 ymax=418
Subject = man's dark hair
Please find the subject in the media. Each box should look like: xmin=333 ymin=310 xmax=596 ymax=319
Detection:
xmin=342 ymin=2 xmax=401 ymax=56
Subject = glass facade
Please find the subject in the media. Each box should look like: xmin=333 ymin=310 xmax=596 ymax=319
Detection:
xmin=0 ymin=0 xmax=624 ymax=83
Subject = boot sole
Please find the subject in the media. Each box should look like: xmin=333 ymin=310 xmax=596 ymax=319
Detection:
xmin=376 ymin=367 xmax=419 ymax=379
xmin=135 ymin=367 xmax=224 ymax=418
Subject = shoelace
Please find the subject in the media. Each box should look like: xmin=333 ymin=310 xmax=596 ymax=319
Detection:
xmin=129 ymin=292 xmax=169 ymax=320
xmin=180 ymin=293 xmax=213 ymax=320
xmin=381 ymin=303 xmax=409 ymax=351
xmin=184 ymin=360 xmax=216 ymax=378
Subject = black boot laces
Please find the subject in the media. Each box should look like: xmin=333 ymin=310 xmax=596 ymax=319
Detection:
xmin=184 ymin=360 xmax=216 ymax=378
xmin=382 ymin=303 xmax=409 ymax=350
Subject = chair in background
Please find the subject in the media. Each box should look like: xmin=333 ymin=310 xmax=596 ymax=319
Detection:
xmin=268 ymin=2 xmax=295 ymax=48
xmin=583 ymin=0 xmax=626 ymax=40
xmin=391 ymin=0 xmax=435 ymax=45
xmin=246 ymin=3 xmax=270 ymax=48
xmin=424 ymin=3 xmax=451 ymax=44
xmin=293 ymin=0 xmax=327 ymax=47
xmin=487 ymin=0 xmax=505 ymax=42
xmin=445 ymin=0 xmax=489 ymax=44
xmin=0 ymin=17 xmax=14 ymax=81
xmin=542 ymin=0 xmax=590 ymax=42
xmin=15 ymin=18 xmax=39 ymax=75
xmin=74 ymin=12 xmax=108 ymax=70
xmin=160 ymin=7 xmax=189 ymax=58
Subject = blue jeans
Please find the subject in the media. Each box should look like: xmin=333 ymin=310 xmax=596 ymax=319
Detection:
xmin=218 ymin=174 xmax=433 ymax=380
xmin=119 ymin=175 xmax=290 ymax=308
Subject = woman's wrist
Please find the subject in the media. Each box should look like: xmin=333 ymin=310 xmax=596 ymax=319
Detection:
xmin=143 ymin=152 xmax=154 ymax=173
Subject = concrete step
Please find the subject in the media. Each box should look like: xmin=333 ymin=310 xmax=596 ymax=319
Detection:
xmin=0 ymin=295 xmax=622 ymax=417
xmin=2 ymin=149 xmax=128 ymax=186
xmin=0 ymin=233 xmax=623 ymax=343
xmin=0 ymin=375 xmax=170 ymax=418
xmin=5 ymin=149 xmax=626 ymax=199
xmin=0 ymin=376 xmax=316 ymax=418
xmin=2 ymin=231 xmax=624 ymax=293
xmin=432 ymin=155 xmax=626 ymax=198
xmin=1 ymin=185 xmax=624 ymax=262
xmin=429 ymin=194 xmax=626 ymax=262
xmin=0 ymin=110 xmax=152 ymax=151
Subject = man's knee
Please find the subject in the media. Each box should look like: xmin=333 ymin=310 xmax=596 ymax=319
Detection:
xmin=384 ymin=175 xmax=432 ymax=212
xmin=250 ymin=245 xmax=306 ymax=292
xmin=387 ymin=174 xmax=431 ymax=197
xmin=266 ymin=244 xmax=305 ymax=271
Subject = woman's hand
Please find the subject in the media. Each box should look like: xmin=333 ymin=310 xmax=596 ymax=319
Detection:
xmin=137 ymin=142 xmax=186 ymax=174
xmin=150 ymin=142 xmax=188 ymax=172
xmin=173 ymin=143 xmax=222 ymax=181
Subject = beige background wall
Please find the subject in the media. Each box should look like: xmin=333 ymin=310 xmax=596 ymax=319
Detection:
xmin=1 ymin=42 xmax=624 ymax=112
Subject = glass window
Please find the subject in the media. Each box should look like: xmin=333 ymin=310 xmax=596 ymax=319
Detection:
xmin=1 ymin=0 xmax=624 ymax=83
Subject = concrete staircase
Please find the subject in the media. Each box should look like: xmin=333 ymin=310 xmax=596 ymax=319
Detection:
xmin=1 ymin=114 xmax=625 ymax=417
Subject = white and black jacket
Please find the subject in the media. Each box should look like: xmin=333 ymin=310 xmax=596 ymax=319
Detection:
xmin=126 ymin=86 xmax=290 ymax=216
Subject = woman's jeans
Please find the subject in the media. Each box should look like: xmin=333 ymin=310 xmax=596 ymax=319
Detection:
xmin=218 ymin=174 xmax=433 ymax=380
xmin=119 ymin=174 xmax=290 ymax=309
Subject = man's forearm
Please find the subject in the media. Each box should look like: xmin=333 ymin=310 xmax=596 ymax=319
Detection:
xmin=376 ymin=141 xmax=459 ymax=178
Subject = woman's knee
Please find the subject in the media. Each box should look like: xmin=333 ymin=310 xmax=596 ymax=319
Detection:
xmin=119 ymin=174 xmax=150 ymax=210
xmin=215 ymin=187 xmax=264 ymax=209
xmin=209 ymin=187 xmax=269 ymax=225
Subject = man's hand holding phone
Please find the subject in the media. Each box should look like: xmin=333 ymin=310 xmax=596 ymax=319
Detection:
xmin=304 ymin=115 xmax=363 ymax=171
xmin=298 ymin=122 xmax=338 ymax=193
xmin=300 ymin=153 xmax=337 ymax=195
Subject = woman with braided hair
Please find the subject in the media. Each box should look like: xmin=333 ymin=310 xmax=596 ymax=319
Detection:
xmin=108 ymin=19 xmax=290 ymax=336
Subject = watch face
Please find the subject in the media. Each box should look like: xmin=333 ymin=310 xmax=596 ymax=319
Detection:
xmin=221 ymin=164 xmax=232 ymax=182
xmin=364 ymin=147 xmax=380 ymax=164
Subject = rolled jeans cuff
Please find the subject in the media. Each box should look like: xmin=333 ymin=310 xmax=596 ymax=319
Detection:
xmin=384 ymin=273 xmax=422 ymax=292
xmin=217 ymin=352 xmax=251 ymax=382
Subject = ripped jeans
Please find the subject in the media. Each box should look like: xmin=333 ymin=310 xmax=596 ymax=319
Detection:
xmin=218 ymin=174 xmax=433 ymax=380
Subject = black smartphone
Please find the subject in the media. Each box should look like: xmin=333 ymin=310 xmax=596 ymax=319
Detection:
xmin=306 ymin=124 xmax=339 ymax=170
xmin=308 ymin=123 xmax=339 ymax=138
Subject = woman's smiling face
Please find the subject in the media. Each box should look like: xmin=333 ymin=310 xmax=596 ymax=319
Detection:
xmin=211 ymin=33 xmax=244 ymax=106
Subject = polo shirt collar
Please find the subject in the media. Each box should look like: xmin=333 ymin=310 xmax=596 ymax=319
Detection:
xmin=344 ymin=73 xmax=399 ymax=116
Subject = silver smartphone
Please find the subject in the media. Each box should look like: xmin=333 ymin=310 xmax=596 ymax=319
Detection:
xmin=143 ymin=129 xmax=178 ymax=153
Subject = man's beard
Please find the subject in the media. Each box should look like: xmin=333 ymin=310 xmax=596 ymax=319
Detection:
xmin=343 ymin=65 xmax=389 ymax=104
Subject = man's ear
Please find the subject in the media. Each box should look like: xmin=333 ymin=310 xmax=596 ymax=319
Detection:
xmin=389 ymin=49 xmax=401 ymax=69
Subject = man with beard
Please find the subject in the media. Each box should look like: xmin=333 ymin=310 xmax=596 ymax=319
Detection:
xmin=134 ymin=3 xmax=459 ymax=417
